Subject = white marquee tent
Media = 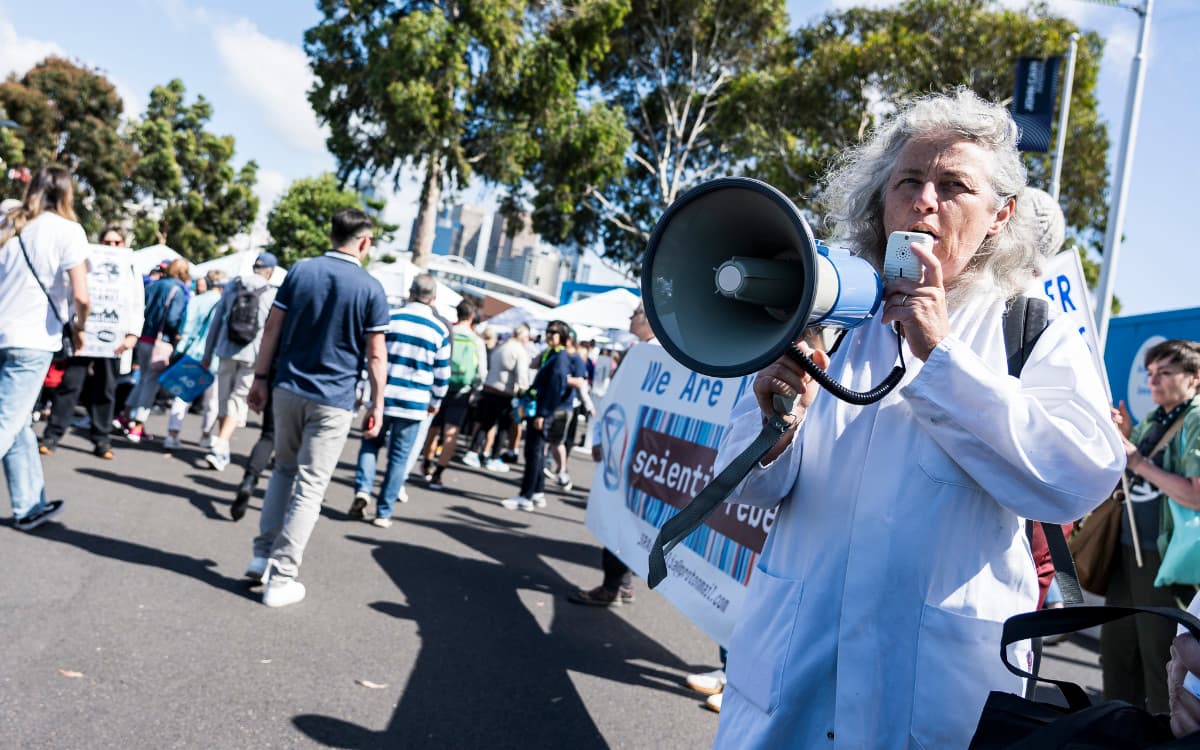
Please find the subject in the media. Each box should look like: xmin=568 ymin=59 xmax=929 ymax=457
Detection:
xmin=193 ymin=250 xmax=287 ymax=287
xmin=368 ymin=259 xmax=463 ymax=321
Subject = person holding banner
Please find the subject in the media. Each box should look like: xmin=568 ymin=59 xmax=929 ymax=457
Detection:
xmin=569 ymin=302 xmax=654 ymax=605
xmin=710 ymin=90 xmax=1123 ymax=749
xmin=39 ymin=224 xmax=144 ymax=460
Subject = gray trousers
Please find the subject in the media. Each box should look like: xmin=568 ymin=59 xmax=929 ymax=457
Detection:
xmin=254 ymin=387 xmax=353 ymax=580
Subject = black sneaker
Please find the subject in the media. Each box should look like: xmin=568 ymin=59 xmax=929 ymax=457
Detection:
xmin=15 ymin=500 xmax=64 ymax=531
xmin=231 ymin=477 xmax=255 ymax=521
xmin=428 ymin=468 xmax=445 ymax=490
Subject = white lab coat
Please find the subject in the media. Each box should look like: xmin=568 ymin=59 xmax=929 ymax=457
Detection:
xmin=712 ymin=292 xmax=1123 ymax=749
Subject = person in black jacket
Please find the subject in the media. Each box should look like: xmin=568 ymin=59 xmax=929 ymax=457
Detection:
xmin=502 ymin=320 xmax=572 ymax=511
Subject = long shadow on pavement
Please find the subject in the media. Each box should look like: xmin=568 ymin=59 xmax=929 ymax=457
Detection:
xmin=32 ymin=523 xmax=256 ymax=600
xmin=77 ymin=467 xmax=229 ymax=521
xmin=293 ymin=512 xmax=693 ymax=748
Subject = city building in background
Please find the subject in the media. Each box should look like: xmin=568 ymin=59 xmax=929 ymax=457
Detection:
xmin=424 ymin=204 xmax=488 ymax=264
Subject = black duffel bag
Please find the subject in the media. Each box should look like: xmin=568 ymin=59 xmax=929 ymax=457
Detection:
xmin=970 ymin=605 xmax=1200 ymax=749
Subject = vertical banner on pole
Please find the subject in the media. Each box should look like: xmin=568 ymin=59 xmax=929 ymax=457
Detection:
xmin=1013 ymin=57 xmax=1062 ymax=153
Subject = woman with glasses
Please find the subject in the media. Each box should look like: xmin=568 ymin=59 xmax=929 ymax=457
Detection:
xmin=1103 ymin=339 xmax=1200 ymax=713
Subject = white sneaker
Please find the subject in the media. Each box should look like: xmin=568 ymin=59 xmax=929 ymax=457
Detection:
xmin=162 ymin=435 xmax=182 ymax=450
xmin=244 ymin=556 xmax=270 ymax=582
xmin=462 ymin=451 xmax=482 ymax=468
xmin=205 ymin=452 xmax=230 ymax=472
xmin=705 ymin=692 xmax=722 ymax=713
xmin=198 ymin=435 xmax=214 ymax=450
xmin=686 ymin=669 xmax=727 ymax=696
xmin=485 ymin=458 xmax=510 ymax=473
xmin=263 ymin=577 xmax=306 ymax=608
xmin=501 ymin=496 xmax=534 ymax=511
xmin=531 ymin=492 xmax=547 ymax=508
xmin=543 ymin=466 xmax=557 ymax=480
xmin=557 ymin=472 xmax=573 ymax=491
xmin=372 ymin=516 xmax=393 ymax=529
xmin=398 ymin=487 xmax=409 ymax=504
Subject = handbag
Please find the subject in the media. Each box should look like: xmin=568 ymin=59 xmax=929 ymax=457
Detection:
xmin=156 ymin=355 xmax=215 ymax=403
xmin=1069 ymin=488 xmax=1124 ymax=596
xmin=969 ymin=605 xmax=1200 ymax=749
xmin=1068 ymin=417 xmax=1187 ymax=595
xmin=16 ymin=233 xmax=76 ymax=361
xmin=147 ymin=285 xmax=180 ymax=373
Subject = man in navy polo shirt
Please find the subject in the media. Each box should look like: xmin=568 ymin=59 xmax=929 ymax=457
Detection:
xmin=245 ymin=209 xmax=389 ymax=608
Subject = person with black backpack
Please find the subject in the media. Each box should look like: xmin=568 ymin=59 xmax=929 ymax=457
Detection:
xmin=200 ymin=252 xmax=278 ymax=472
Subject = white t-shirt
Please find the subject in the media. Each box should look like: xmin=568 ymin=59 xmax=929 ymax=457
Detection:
xmin=0 ymin=212 xmax=90 ymax=351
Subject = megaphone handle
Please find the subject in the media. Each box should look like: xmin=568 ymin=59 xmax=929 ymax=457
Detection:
xmin=773 ymin=393 xmax=796 ymax=416
xmin=785 ymin=334 xmax=906 ymax=406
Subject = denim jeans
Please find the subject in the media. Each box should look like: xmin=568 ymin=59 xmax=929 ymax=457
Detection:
xmin=376 ymin=416 xmax=423 ymax=519
xmin=0 ymin=348 xmax=54 ymax=519
xmin=353 ymin=418 xmax=394 ymax=495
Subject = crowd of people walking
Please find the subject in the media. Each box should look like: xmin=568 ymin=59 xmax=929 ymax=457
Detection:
xmin=4 ymin=83 xmax=1200 ymax=742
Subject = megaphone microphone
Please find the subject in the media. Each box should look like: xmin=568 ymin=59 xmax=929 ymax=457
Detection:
xmin=642 ymin=176 xmax=908 ymax=588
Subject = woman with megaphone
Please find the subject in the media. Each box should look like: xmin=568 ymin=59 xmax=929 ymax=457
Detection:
xmin=701 ymin=89 xmax=1124 ymax=749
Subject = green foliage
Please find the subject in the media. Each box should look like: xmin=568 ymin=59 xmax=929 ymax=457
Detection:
xmin=0 ymin=57 xmax=132 ymax=235
xmin=522 ymin=0 xmax=789 ymax=270
xmin=305 ymin=0 xmax=629 ymax=266
xmin=264 ymin=173 xmax=396 ymax=267
xmin=718 ymin=0 xmax=1111 ymax=262
xmin=126 ymin=79 xmax=258 ymax=261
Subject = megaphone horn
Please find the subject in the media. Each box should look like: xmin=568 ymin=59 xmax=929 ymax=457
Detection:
xmin=641 ymin=176 xmax=905 ymax=406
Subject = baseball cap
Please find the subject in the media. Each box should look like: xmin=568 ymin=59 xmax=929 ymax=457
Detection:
xmin=253 ymin=252 xmax=279 ymax=269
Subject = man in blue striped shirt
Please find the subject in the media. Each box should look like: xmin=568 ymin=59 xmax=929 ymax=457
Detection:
xmin=350 ymin=274 xmax=451 ymax=527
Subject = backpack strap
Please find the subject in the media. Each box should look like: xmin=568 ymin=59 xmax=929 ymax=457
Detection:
xmin=1003 ymin=295 xmax=1084 ymax=697
xmin=1003 ymin=295 xmax=1049 ymax=380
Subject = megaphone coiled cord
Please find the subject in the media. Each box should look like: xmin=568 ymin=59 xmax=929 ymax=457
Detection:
xmin=786 ymin=330 xmax=906 ymax=406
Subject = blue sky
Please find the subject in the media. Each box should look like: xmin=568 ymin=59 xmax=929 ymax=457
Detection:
xmin=1 ymin=0 xmax=1195 ymax=316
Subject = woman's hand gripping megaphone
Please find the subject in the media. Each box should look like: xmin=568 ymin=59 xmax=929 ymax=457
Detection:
xmin=752 ymin=338 xmax=830 ymax=465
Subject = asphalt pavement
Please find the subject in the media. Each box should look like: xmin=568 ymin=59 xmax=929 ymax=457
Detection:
xmin=0 ymin=411 xmax=1104 ymax=748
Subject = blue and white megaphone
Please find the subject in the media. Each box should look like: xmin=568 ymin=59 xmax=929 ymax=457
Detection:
xmin=641 ymin=177 xmax=905 ymax=405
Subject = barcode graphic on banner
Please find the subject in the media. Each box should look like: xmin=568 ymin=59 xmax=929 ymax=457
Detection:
xmin=624 ymin=406 xmax=762 ymax=585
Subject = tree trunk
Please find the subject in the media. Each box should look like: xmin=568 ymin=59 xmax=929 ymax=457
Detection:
xmin=409 ymin=154 xmax=443 ymax=269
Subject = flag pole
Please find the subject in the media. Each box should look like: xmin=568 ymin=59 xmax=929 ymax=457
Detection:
xmin=1048 ymin=34 xmax=1080 ymax=202
xmin=1095 ymin=0 xmax=1155 ymax=353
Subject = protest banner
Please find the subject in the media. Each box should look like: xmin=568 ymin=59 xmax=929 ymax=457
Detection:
xmin=77 ymin=244 xmax=134 ymax=359
xmin=1025 ymin=249 xmax=1109 ymax=399
xmin=585 ymin=342 xmax=762 ymax=647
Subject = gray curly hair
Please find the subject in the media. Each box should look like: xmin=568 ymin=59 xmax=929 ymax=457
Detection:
xmin=820 ymin=88 xmax=1039 ymax=304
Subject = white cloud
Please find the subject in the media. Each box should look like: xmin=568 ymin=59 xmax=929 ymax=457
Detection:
xmin=210 ymin=18 xmax=329 ymax=156
xmin=254 ymin=167 xmax=291 ymax=214
xmin=0 ymin=17 xmax=64 ymax=80
xmin=0 ymin=12 xmax=145 ymax=118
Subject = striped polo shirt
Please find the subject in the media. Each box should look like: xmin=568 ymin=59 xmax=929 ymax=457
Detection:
xmin=382 ymin=301 xmax=451 ymax=420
